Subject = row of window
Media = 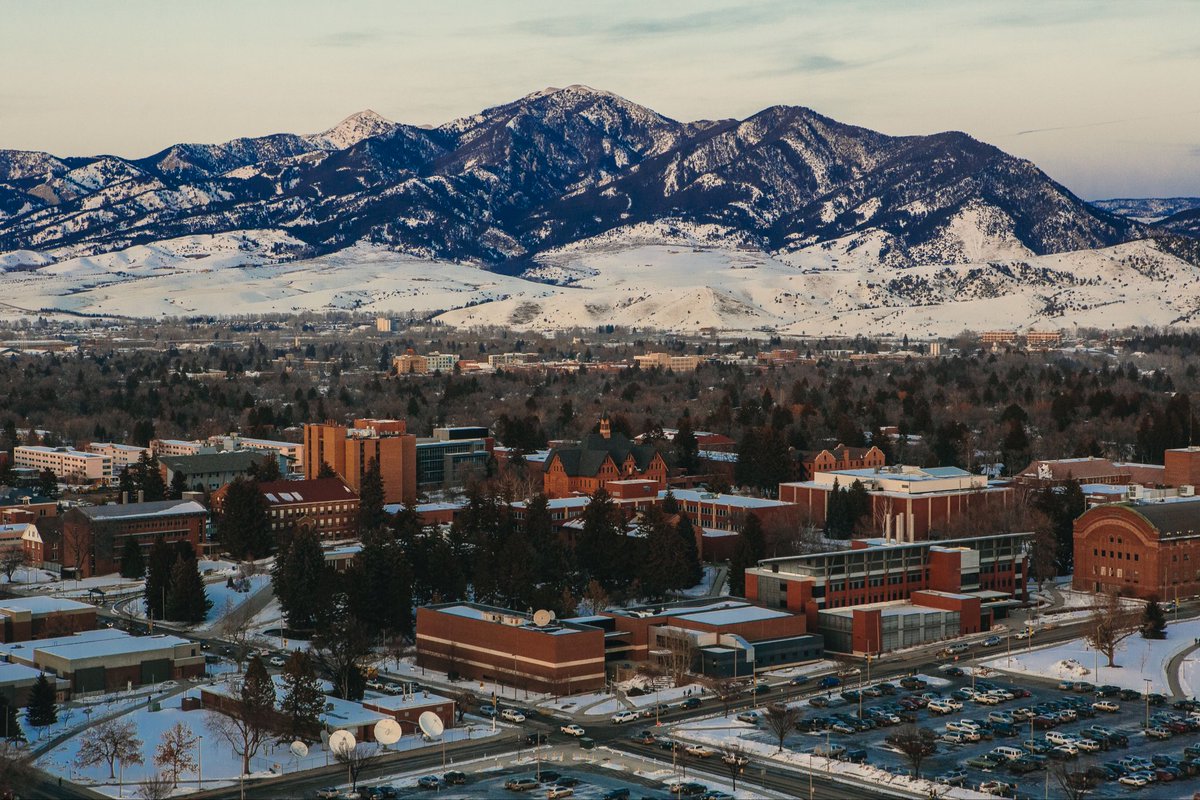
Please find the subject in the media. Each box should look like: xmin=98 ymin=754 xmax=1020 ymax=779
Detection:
xmin=269 ymin=504 xmax=354 ymax=516
xmin=1093 ymin=548 xmax=1140 ymax=562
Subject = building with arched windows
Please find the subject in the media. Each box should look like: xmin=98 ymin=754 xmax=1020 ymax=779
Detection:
xmin=1073 ymin=498 xmax=1200 ymax=601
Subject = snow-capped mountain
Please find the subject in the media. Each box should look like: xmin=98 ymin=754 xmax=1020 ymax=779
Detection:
xmin=1092 ymin=197 xmax=1200 ymax=223
xmin=0 ymin=86 xmax=1196 ymax=331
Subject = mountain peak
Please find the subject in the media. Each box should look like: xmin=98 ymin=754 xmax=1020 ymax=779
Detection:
xmin=307 ymin=109 xmax=397 ymax=150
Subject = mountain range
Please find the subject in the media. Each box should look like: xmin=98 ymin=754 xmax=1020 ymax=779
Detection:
xmin=1 ymin=85 xmax=1197 ymax=334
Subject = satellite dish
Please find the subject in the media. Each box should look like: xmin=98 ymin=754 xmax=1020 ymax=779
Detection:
xmin=419 ymin=711 xmax=445 ymax=738
xmin=290 ymin=740 xmax=309 ymax=758
xmin=532 ymin=609 xmax=554 ymax=627
xmin=328 ymin=729 xmax=356 ymax=756
xmin=374 ymin=719 xmax=402 ymax=745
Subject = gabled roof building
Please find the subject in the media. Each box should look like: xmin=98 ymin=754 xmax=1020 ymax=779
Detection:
xmin=543 ymin=418 xmax=668 ymax=499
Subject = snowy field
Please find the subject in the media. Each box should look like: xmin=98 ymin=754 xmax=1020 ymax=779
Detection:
xmin=980 ymin=618 xmax=1200 ymax=693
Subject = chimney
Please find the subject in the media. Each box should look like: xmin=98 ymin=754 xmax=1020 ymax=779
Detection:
xmin=599 ymin=417 xmax=611 ymax=439
xmin=137 ymin=489 xmax=145 ymax=504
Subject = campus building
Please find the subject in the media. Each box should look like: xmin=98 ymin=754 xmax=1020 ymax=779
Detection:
xmin=1015 ymin=456 xmax=1166 ymax=489
xmin=0 ymin=628 xmax=203 ymax=694
xmin=0 ymin=596 xmax=96 ymax=643
xmin=543 ymin=419 xmax=668 ymax=498
xmin=212 ymin=477 xmax=360 ymax=540
xmin=415 ymin=427 xmax=492 ymax=490
xmin=159 ymin=450 xmax=280 ymax=493
xmin=798 ymin=445 xmax=887 ymax=481
xmin=303 ymin=419 xmax=417 ymax=505
xmin=1072 ymin=497 xmax=1200 ymax=601
xmin=60 ymin=499 xmax=207 ymax=578
xmin=13 ymin=446 xmax=111 ymax=485
xmin=779 ymin=465 xmax=1014 ymax=541
xmin=86 ymin=442 xmax=149 ymax=473
xmin=416 ymin=603 xmax=607 ymax=695
xmin=744 ymin=533 xmax=1029 ymax=653
xmin=633 ymin=353 xmax=701 ymax=371
xmin=0 ymin=522 xmax=43 ymax=570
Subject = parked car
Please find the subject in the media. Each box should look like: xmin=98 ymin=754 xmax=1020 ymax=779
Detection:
xmin=416 ymin=776 xmax=440 ymax=790
xmin=736 ymin=711 xmax=761 ymax=724
xmin=935 ymin=769 xmax=968 ymax=786
xmin=1145 ymin=726 xmax=1173 ymax=740
xmin=504 ymin=778 xmax=541 ymax=792
xmin=1093 ymin=700 xmax=1120 ymax=713
xmin=601 ymin=790 xmax=631 ymax=800
xmin=444 ymin=772 xmax=467 ymax=785
xmin=546 ymin=788 xmax=574 ymax=800
xmin=316 ymin=790 xmax=342 ymax=799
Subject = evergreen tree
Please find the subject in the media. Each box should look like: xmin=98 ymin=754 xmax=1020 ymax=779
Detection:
xmin=218 ymin=477 xmax=272 ymax=559
xmin=728 ymin=534 xmax=755 ymax=597
xmin=242 ymin=656 xmax=276 ymax=717
xmin=166 ymin=555 xmax=211 ymax=623
xmin=278 ymin=651 xmax=325 ymax=742
xmin=168 ymin=470 xmax=188 ymax=500
xmin=138 ymin=453 xmax=167 ymax=502
xmin=118 ymin=468 xmax=137 ymax=502
xmin=674 ymin=513 xmax=703 ymax=587
xmin=356 ymin=458 xmax=386 ymax=534
xmin=661 ymin=488 xmax=680 ymax=515
xmin=674 ymin=414 xmax=700 ymax=474
xmin=317 ymin=461 xmax=337 ymax=479
xmin=349 ymin=540 xmax=414 ymax=636
xmin=738 ymin=512 xmax=766 ymax=562
xmin=575 ymin=488 xmax=627 ymax=591
xmin=144 ymin=535 xmax=174 ymax=620
xmin=1142 ymin=598 xmax=1168 ymax=640
xmin=0 ymin=696 xmax=23 ymax=742
xmin=272 ymin=527 xmax=329 ymax=631
xmin=119 ymin=537 xmax=145 ymax=579
xmin=37 ymin=468 xmax=58 ymax=499
xmin=26 ymin=673 xmax=57 ymax=727
xmin=250 ymin=455 xmax=281 ymax=482
xmin=637 ymin=505 xmax=690 ymax=598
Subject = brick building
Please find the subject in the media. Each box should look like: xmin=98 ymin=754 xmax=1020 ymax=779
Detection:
xmin=416 ymin=603 xmax=607 ymax=695
xmin=1166 ymin=447 xmax=1200 ymax=489
xmin=1072 ymin=498 xmax=1200 ymax=601
xmin=745 ymin=533 xmax=1029 ymax=650
xmin=0 ymin=596 xmax=96 ymax=643
xmin=86 ymin=442 xmax=149 ymax=473
xmin=543 ymin=419 xmax=668 ymax=498
xmin=1016 ymin=456 xmax=1166 ymax=489
xmin=633 ymin=353 xmax=701 ymax=371
xmin=798 ymin=444 xmax=886 ymax=480
xmin=14 ymin=446 xmax=111 ymax=485
xmin=779 ymin=465 xmax=1014 ymax=541
xmin=212 ymin=477 xmax=360 ymax=540
xmin=60 ymin=500 xmax=207 ymax=578
xmin=0 ymin=628 xmax=203 ymax=694
xmin=0 ymin=522 xmax=43 ymax=569
xmin=304 ymin=419 xmax=417 ymax=505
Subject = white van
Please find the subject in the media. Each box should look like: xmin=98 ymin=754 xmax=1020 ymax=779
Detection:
xmin=992 ymin=746 xmax=1025 ymax=761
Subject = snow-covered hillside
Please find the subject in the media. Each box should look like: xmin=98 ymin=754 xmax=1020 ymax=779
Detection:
xmin=3 ymin=231 xmax=1197 ymax=337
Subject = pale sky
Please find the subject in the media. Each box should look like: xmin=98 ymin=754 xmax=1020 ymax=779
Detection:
xmin=3 ymin=0 xmax=1198 ymax=199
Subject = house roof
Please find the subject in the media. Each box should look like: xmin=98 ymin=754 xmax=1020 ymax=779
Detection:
xmin=1125 ymin=499 xmax=1200 ymax=536
xmin=548 ymin=433 xmax=661 ymax=477
xmin=159 ymin=450 xmax=269 ymax=475
xmin=75 ymin=499 xmax=207 ymax=521
xmin=257 ymin=478 xmax=358 ymax=505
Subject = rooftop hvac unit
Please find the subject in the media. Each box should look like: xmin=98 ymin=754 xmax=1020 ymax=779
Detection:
xmin=1127 ymin=485 xmax=1143 ymax=499
xmin=1181 ymin=485 xmax=1196 ymax=498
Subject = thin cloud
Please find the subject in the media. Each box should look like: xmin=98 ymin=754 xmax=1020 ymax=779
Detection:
xmin=517 ymin=3 xmax=791 ymax=40
xmin=312 ymin=30 xmax=387 ymax=48
xmin=1015 ymin=110 xmax=1200 ymax=137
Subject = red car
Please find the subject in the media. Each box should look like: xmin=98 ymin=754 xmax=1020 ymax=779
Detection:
xmin=1033 ymin=716 xmax=1058 ymax=730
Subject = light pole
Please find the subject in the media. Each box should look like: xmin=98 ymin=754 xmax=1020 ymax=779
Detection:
xmin=1144 ymin=678 xmax=1152 ymax=729
xmin=197 ymin=734 xmax=203 ymax=792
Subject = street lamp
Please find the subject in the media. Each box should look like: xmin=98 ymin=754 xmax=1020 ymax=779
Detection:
xmin=1144 ymin=678 xmax=1152 ymax=729
xmin=197 ymin=734 xmax=203 ymax=792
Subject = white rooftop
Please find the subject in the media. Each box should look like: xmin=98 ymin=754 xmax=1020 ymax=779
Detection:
xmin=673 ymin=606 xmax=794 ymax=626
xmin=0 ymin=596 xmax=93 ymax=614
xmin=362 ymin=689 xmax=452 ymax=711
xmin=665 ymin=489 xmax=793 ymax=509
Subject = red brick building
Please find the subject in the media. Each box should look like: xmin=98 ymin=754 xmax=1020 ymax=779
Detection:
xmin=1073 ymin=498 xmax=1200 ymax=601
xmin=213 ymin=477 xmax=360 ymax=540
xmin=1166 ymin=448 xmax=1200 ymax=489
xmin=798 ymin=445 xmax=886 ymax=481
xmin=780 ymin=466 xmax=1014 ymax=541
xmin=0 ymin=522 xmax=43 ymax=570
xmin=745 ymin=533 xmax=1028 ymax=652
xmin=416 ymin=604 xmax=607 ymax=695
xmin=0 ymin=596 xmax=96 ymax=643
xmin=303 ymin=419 xmax=417 ymax=505
xmin=544 ymin=420 xmax=668 ymax=499
xmin=60 ymin=500 xmax=207 ymax=578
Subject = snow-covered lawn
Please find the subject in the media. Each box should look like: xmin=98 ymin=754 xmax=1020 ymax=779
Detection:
xmin=980 ymin=618 xmax=1200 ymax=693
xmin=380 ymin=657 xmax=552 ymax=704
xmin=625 ymin=684 xmax=707 ymax=709
xmin=761 ymin=659 xmax=838 ymax=680
xmin=200 ymin=573 xmax=271 ymax=627
xmin=676 ymin=565 xmax=722 ymax=599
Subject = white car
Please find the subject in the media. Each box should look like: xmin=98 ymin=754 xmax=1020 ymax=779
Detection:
xmin=1093 ymin=700 xmax=1120 ymax=713
xmin=158 ymin=680 xmax=179 ymax=691
xmin=611 ymin=710 xmax=639 ymax=724
xmin=560 ymin=724 xmax=585 ymax=737
xmin=269 ymin=656 xmax=287 ymax=668
xmin=1076 ymin=738 xmax=1102 ymax=752
xmin=1118 ymin=773 xmax=1150 ymax=788
xmin=685 ymin=744 xmax=715 ymax=758
xmin=501 ymin=709 xmax=526 ymax=723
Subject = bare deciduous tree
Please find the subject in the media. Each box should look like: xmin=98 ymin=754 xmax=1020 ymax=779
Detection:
xmin=216 ymin=596 xmax=254 ymax=672
xmin=135 ymin=772 xmax=174 ymax=800
xmin=890 ymin=725 xmax=938 ymax=779
xmin=332 ymin=742 xmax=381 ymax=793
xmin=701 ymin=676 xmax=742 ymax=718
xmin=1051 ymin=760 xmax=1096 ymax=800
xmin=0 ymin=548 xmax=28 ymax=581
xmin=1085 ymin=592 xmax=1139 ymax=667
xmin=153 ymin=722 xmax=198 ymax=787
xmin=762 ymin=703 xmax=800 ymax=752
xmin=75 ymin=718 xmax=145 ymax=779
xmin=719 ymin=745 xmax=749 ymax=792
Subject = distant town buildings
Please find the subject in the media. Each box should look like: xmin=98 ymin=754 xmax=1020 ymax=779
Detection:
xmin=392 ymin=349 xmax=460 ymax=374
xmin=633 ymin=352 xmax=701 ymax=371
xmin=487 ymin=352 xmax=539 ymax=368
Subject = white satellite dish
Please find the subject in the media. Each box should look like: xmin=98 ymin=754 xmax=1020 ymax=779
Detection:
xmin=532 ymin=609 xmax=555 ymax=627
xmin=328 ymin=729 xmax=356 ymax=756
xmin=374 ymin=718 xmax=402 ymax=745
xmin=290 ymin=740 xmax=309 ymax=758
xmin=419 ymin=711 xmax=445 ymax=738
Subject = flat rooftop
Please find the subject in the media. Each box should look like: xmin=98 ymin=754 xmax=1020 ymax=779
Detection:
xmin=0 ymin=596 xmax=94 ymax=615
xmin=673 ymin=606 xmax=794 ymax=626
xmin=821 ymin=600 xmax=956 ymax=619
xmin=665 ymin=489 xmax=793 ymax=509
xmin=362 ymin=689 xmax=452 ymax=711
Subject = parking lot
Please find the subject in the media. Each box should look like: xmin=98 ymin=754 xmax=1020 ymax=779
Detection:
xmin=779 ymin=669 xmax=1200 ymax=798
xmin=350 ymin=763 xmax=709 ymax=799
